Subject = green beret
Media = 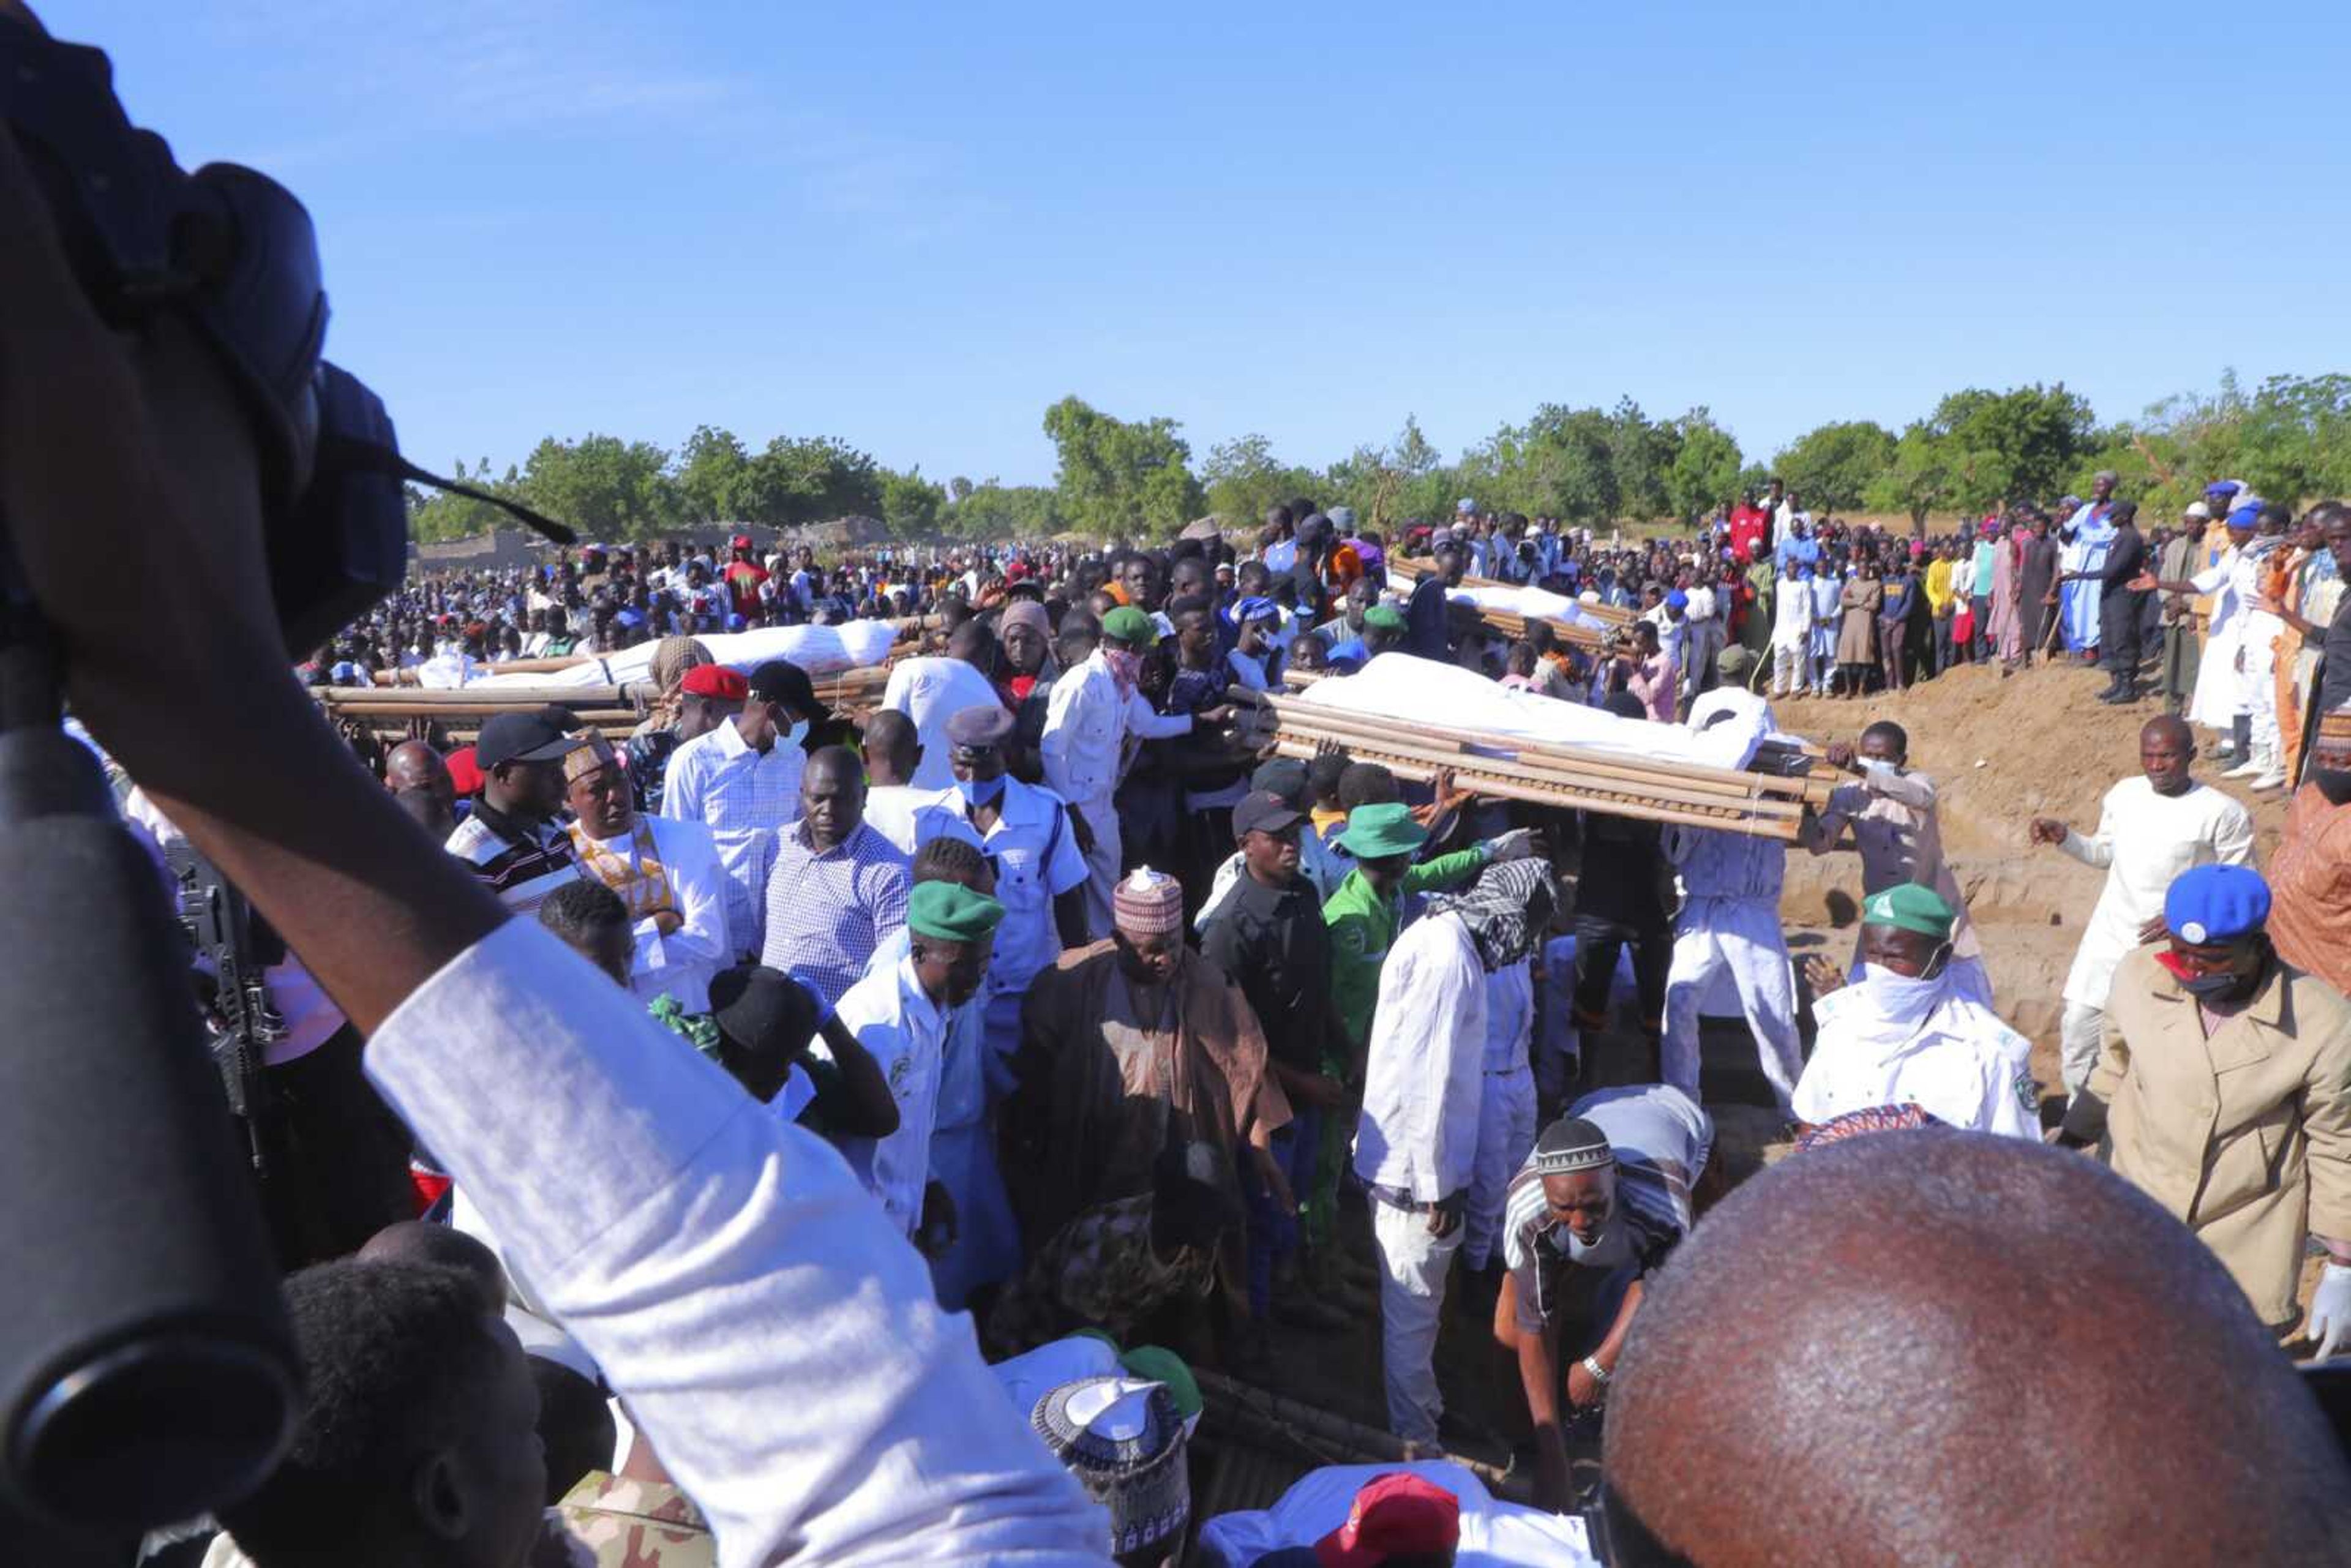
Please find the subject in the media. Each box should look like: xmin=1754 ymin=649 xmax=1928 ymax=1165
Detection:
xmin=1100 ymin=605 xmax=1159 ymax=646
xmin=1362 ymin=604 xmax=1408 ymax=632
xmin=909 ymin=880 xmax=1005 ymax=943
xmin=1861 ymin=883 xmax=1954 ymax=940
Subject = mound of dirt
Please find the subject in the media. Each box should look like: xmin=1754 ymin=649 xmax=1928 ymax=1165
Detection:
xmin=1761 ymin=657 xmax=2292 ymax=1052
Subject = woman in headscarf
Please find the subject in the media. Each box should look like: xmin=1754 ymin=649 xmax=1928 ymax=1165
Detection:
xmin=624 ymin=635 xmax=714 ymax=811
xmin=1989 ymin=519 xmax=2025 ymax=673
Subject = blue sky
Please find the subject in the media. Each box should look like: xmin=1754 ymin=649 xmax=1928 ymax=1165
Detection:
xmin=51 ymin=1 xmax=2351 ymax=487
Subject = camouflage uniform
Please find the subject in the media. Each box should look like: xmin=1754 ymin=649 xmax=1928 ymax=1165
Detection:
xmin=987 ymin=1191 xmax=1216 ymax=1355
xmin=533 ymin=1471 xmax=715 ymax=1568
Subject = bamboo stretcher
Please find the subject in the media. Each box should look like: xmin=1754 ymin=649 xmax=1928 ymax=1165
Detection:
xmin=1265 ymin=693 xmax=1831 ymax=841
xmin=313 ymin=661 xmax=899 ymax=740
xmin=1385 ymin=554 xmax=1637 ymax=623
xmin=1379 ymin=562 xmax=1618 ymax=653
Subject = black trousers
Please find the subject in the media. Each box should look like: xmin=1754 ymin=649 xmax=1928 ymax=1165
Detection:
xmin=1571 ymin=912 xmax=1673 ymax=1075
xmin=2100 ymin=590 xmax=2148 ymax=686
xmin=252 ymin=1023 xmax=418 ymax=1270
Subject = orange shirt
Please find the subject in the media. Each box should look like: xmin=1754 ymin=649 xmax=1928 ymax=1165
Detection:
xmin=2267 ymin=783 xmax=2351 ymax=997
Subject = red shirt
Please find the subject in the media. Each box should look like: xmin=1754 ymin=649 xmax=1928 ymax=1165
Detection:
xmin=724 ymin=560 xmax=769 ymax=617
xmin=1727 ymin=506 xmax=1769 ymax=564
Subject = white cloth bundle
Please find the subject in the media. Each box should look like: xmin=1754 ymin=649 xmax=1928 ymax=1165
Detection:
xmin=1295 ymin=653 xmax=1791 ymax=771
xmin=470 ymin=619 xmax=901 ymax=689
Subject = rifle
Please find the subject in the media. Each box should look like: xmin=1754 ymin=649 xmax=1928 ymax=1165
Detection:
xmin=164 ymin=842 xmax=284 ymax=1174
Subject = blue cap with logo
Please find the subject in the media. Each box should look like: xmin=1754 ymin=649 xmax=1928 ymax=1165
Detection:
xmin=2164 ymin=863 xmax=2271 ymax=946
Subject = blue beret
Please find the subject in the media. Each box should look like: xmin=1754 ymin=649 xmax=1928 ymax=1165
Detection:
xmin=2225 ymin=505 xmax=2262 ymax=532
xmin=1665 ymin=589 xmax=1690 ymax=610
xmin=944 ymin=703 xmax=1015 ymax=749
xmin=2164 ymin=863 xmax=2271 ymax=946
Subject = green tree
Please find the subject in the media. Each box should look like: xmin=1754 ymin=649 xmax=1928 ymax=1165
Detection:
xmin=1865 ymin=422 xmax=1963 ymax=530
xmin=1774 ymin=420 xmax=1895 ymax=512
xmin=742 ymin=435 xmax=882 ymax=528
xmin=1201 ymin=433 xmax=1321 ymax=533
xmin=674 ymin=425 xmax=756 ymax=524
xmin=1606 ymin=397 xmax=1675 ymax=522
xmin=1502 ymin=404 xmax=1619 ymax=523
xmin=879 ymin=465 xmax=947 ymax=539
xmin=948 ymin=482 xmax=1065 ymax=539
xmin=406 ymin=457 xmax=517 ymax=542
xmin=1663 ymin=408 xmax=1743 ymax=522
xmin=1927 ymin=384 xmax=2097 ymax=512
xmin=517 ymin=435 xmax=677 ymax=540
xmin=1041 ymin=396 xmax=1205 ymax=539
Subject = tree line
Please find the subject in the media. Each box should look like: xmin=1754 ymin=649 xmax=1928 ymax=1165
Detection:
xmin=407 ymin=372 xmax=2351 ymax=545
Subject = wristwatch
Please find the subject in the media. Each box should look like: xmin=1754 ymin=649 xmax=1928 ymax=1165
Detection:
xmin=1580 ymin=1354 xmax=1611 ymax=1387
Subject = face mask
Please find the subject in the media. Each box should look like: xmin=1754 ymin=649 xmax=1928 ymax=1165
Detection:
xmin=954 ymin=773 xmax=1006 ymax=807
xmin=2177 ymin=970 xmax=2244 ymax=1001
xmin=784 ymin=718 xmax=811 ymax=748
xmin=1561 ymin=1214 xmax=1614 ymax=1262
xmin=1860 ymin=961 xmax=1948 ymax=1021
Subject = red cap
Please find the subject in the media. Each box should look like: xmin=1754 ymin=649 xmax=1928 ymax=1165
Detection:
xmin=1004 ymin=560 xmax=1030 ymax=582
xmin=730 ymin=533 xmax=755 ymax=552
xmin=1314 ymin=1474 xmax=1461 ymax=1567
xmin=444 ymin=746 xmax=484 ymax=797
xmin=681 ymin=664 xmax=749 ymax=701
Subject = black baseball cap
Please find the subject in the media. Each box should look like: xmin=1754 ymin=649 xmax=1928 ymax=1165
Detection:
xmin=1232 ymin=790 xmax=1307 ymax=840
xmin=476 ymin=712 xmax=587 ymax=771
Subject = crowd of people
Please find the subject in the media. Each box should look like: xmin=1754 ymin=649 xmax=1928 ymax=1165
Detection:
xmin=12 ymin=6 xmax=2351 ymax=1561
xmin=94 ymin=473 xmax=2324 ymax=1566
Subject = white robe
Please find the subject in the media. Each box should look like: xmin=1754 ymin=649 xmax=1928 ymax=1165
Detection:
xmin=2057 ymin=778 xmax=2257 ymax=1011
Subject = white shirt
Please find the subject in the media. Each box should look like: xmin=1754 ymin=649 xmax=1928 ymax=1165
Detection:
xmin=1796 ymin=974 xmax=2039 ymax=1139
xmin=1771 ymin=576 xmax=1815 ymax=650
xmin=881 ymin=657 xmax=1008 ymax=792
xmin=571 ymin=816 xmax=732 ymax=1013
xmin=863 ymin=783 xmax=976 ymax=860
xmin=362 ymin=920 xmax=1109 ymax=1564
xmin=1354 ymin=910 xmax=1489 ymax=1204
xmin=661 ymin=718 xmax=805 ymax=959
xmin=948 ymin=778 xmax=1089 ymax=994
xmin=830 ymin=953 xmax=953 ymax=1237
xmin=1948 ymin=555 xmax=1975 ymax=599
xmin=1040 ymin=650 xmax=1194 ymax=805
xmin=2058 ymin=778 xmax=2256 ymax=1009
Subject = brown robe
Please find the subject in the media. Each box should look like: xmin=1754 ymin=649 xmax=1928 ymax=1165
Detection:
xmin=1007 ymin=941 xmax=1291 ymax=1248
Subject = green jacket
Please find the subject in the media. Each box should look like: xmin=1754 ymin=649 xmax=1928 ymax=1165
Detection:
xmin=1325 ymin=844 xmax=1490 ymax=1056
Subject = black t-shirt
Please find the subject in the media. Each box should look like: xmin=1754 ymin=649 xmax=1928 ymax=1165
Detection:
xmin=2320 ymin=593 xmax=2351 ymax=718
xmin=1199 ymin=872 xmax=1332 ymax=1073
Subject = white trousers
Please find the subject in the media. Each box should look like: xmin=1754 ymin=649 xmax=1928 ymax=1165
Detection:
xmin=1464 ymin=1066 xmax=1538 ymax=1273
xmin=1663 ymin=896 xmax=1802 ymax=1115
xmin=1771 ymin=645 xmax=1807 ymax=696
xmin=1373 ymin=1197 xmax=1461 ymax=1446
xmin=2060 ymin=1002 xmax=2105 ymax=1096
xmin=1076 ymin=792 xmax=1122 ymax=941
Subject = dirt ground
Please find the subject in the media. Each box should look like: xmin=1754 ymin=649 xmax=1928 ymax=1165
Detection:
xmin=1256 ymin=654 xmax=2318 ymax=1482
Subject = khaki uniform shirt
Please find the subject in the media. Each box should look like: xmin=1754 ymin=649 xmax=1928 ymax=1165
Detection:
xmin=2093 ymin=950 xmax=2351 ymax=1326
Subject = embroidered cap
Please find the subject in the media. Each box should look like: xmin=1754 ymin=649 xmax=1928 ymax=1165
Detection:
xmin=1528 ymin=1116 xmax=1614 ymax=1179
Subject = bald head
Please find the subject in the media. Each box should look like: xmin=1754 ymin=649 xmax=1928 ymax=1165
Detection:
xmin=384 ymin=739 xmax=452 ymax=798
xmin=1602 ymin=1131 xmax=2351 ymax=1564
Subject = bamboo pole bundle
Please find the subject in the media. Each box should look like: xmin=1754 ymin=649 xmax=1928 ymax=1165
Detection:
xmin=1267 ymin=694 xmax=1830 ymax=840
